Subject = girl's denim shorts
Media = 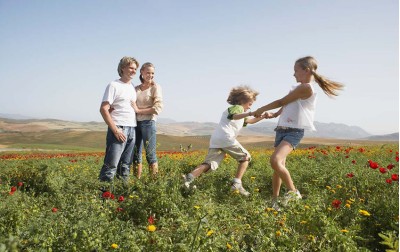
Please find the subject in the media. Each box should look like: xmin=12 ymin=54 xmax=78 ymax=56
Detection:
xmin=274 ymin=126 xmax=305 ymax=149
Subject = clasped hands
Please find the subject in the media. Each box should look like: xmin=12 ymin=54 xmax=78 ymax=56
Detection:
xmin=253 ymin=109 xmax=275 ymax=119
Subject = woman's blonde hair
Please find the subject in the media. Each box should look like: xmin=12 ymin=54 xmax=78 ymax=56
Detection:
xmin=227 ymin=85 xmax=259 ymax=105
xmin=117 ymin=56 xmax=139 ymax=77
xmin=140 ymin=62 xmax=155 ymax=83
xmin=295 ymin=56 xmax=344 ymax=97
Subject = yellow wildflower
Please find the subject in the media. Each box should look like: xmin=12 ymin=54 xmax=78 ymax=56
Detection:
xmin=275 ymin=230 xmax=281 ymax=237
xmin=326 ymin=186 xmax=332 ymax=190
xmin=226 ymin=243 xmax=232 ymax=249
xmin=359 ymin=210 xmax=371 ymax=216
xmin=250 ymin=176 xmax=256 ymax=181
xmin=336 ymin=185 xmax=342 ymax=189
xmin=111 ymin=243 xmax=119 ymax=249
xmin=254 ymin=188 xmax=259 ymax=192
xmin=147 ymin=225 xmax=157 ymax=232
xmin=194 ymin=205 xmax=201 ymax=209
xmin=206 ymin=230 xmax=214 ymax=236
xmin=304 ymin=205 xmax=310 ymax=210
xmin=340 ymin=229 xmax=349 ymax=233
xmin=300 ymin=221 xmax=307 ymax=225
xmin=345 ymin=204 xmax=351 ymax=208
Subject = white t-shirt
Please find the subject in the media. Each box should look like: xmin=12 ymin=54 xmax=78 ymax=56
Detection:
xmin=278 ymin=83 xmax=317 ymax=131
xmin=102 ymin=79 xmax=137 ymax=127
xmin=210 ymin=105 xmax=248 ymax=148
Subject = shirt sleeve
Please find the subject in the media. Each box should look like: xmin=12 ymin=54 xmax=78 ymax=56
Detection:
xmin=151 ymin=85 xmax=163 ymax=115
xmin=227 ymin=105 xmax=244 ymax=120
xmin=102 ymin=83 xmax=116 ymax=104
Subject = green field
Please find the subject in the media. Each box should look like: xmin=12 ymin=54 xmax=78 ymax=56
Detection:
xmin=0 ymin=144 xmax=398 ymax=251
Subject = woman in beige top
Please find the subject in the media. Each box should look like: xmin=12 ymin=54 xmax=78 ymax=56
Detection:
xmin=132 ymin=62 xmax=163 ymax=178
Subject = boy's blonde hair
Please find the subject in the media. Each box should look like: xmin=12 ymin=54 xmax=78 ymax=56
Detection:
xmin=227 ymin=85 xmax=259 ymax=105
xmin=295 ymin=56 xmax=344 ymax=97
xmin=117 ymin=56 xmax=139 ymax=77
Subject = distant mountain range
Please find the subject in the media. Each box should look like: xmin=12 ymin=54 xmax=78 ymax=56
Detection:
xmin=0 ymin=114 xmax=398 ymax=141
xmin=156 ymin=118 xmax=398 ymax=141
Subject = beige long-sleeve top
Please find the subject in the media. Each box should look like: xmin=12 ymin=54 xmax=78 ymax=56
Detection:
xmin=135 ymin=84 xmax=163 ymax=121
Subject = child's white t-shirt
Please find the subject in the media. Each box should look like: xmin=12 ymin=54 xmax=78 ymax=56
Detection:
xmin=210 ymin=105 xmax=248 ymax=148
xmin=102 ymin=79 xmax=137 ymax=127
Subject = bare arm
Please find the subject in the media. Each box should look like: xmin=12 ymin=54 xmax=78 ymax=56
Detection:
xmin=254 ymin=84 xmax=312 ymax=117
xmin=100 ymin=102 xmax=126 ymax=142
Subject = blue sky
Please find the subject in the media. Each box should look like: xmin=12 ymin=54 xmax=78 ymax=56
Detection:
xmin=0 ymin=0 xmax=398 ymax=135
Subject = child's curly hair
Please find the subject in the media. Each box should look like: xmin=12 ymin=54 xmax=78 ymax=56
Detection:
xmin=227 ymin=85 xmax=259 ymax=105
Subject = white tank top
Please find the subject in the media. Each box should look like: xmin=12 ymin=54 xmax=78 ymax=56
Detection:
xmin=278 ymin=83 xmax=317 ymax=131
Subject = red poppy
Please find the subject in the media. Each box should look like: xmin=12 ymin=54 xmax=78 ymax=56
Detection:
xmin=148 ymin=215 xmax=155 ymax=224
xmin=10 ymin=186 xmax=17 ymax=192
xmin=116 ymin=207 xmax=124 ymax=212
xmin=345 ymin=155 xmax=349 ymax=159
xmin=118 ymin=196 xmax=125 ymax=202
xmin=386 ymin=179 xmax=392 ymax=184
xmin=368 ymin=160 xmax=379 ymax=169
xmin=17 ymin=182 xmax=23 ymax=187
xmin=379 ymin=168 xmax=387 ymax=174
xmin=346 ymin=173 xmax=354 ymax=178
xmin=358 ymin=148 xmax=365 ymax=153
xmin=352 ymin=160 xmax=356 ymax=164
xmin=391 ymin=174 xmax=399 ymax=181
xmin=102 ymin=191 xmax=115 ymax=199
xmin=396 ymin=156 xmax=399 ymax=162
xmin=102 ymin=191 xmax=111 ymax=198
xmin=52 ymin=208 xmax=58 ymax=212
xmin=332 ymin=199 xmax=342 ymax=209
xmin=387 ymin=164 xmax=395 ymax=170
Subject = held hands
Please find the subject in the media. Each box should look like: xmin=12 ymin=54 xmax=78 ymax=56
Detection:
xmin=253 ymin=108 xmax=264 ymax=118
xmin=253 ymin=110 xmax=276 ymax=119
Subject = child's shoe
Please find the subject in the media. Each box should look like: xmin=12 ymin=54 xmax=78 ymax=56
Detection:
xmin=182 ymin=174 xmax=196 ymax=190
xmin=271 ymin=198 xmax=281 ymax=212
xmin=231 ymin=182 xmax=250 ymax=196
xmin=282 ymin=190 xmax=302 ymax=206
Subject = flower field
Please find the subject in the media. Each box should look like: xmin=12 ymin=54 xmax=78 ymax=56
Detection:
xmin=0 ymin=144 xmax=398 ymax=251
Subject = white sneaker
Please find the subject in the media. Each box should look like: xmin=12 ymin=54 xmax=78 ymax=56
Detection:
xmin=182 ymin=174 xmax=196 ymax=190
xmin=231 ymin=183 xmax=250 ymax=196
xmin=271 ymin=199 xmax=281 ymax=212
xmin=282 ymin=190 xmax=302 ymax=206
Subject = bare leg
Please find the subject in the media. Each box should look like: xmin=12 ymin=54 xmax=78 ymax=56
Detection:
xmin=235 ymin=161 xmax=249 ymax=180
xmin=270 ymin=141 xmax=295 ymax=198
xmin=135 ymin=163 xmax=143 ymax=179
xmin=190 ymin=163 xmax=211 ymax=178
xmin=150 ymin=162 xmax=158 ymax=176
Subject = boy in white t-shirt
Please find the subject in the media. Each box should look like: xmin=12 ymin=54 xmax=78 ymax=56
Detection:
xmin=98 ymin=57 xmax=138 ymax=182
xmin=182 ymin=85 xmax=269 ymax=195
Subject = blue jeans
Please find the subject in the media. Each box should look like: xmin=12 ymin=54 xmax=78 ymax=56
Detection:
xmin=133 ymin=120 xmax=157 ymax=165
xmin=99 ymin=126 xmax=136 ymax=182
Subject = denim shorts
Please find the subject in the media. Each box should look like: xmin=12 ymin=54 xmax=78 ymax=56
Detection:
xmin=274 ymin=127 xmax=304 ymax=149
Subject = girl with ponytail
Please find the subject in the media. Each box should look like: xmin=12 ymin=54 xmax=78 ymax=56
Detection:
xmin=254 ymin=56 xmax=344 ymax=211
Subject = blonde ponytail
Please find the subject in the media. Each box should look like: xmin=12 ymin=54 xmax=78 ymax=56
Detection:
xmin=296 ymin=56 xmax=344 ymax=97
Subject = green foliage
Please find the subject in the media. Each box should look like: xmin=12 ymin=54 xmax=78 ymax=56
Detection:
xmin=0 ymin=144 xmax=398 ymax=251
